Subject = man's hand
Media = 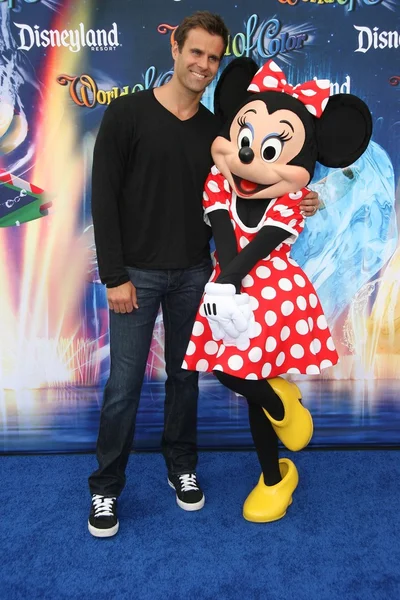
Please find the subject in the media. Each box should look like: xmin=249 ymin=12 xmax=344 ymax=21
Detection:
xmin=107 ymin=281 xmax=138 ymax=313
xmin=299 ymin=190 xmax=320 ymax=217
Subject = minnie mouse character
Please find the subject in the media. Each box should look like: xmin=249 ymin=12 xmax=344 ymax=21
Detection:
xmin=183 ymin=58 xmax=372 ymax=522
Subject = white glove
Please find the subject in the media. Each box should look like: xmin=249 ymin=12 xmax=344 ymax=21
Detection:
xmin=222 ymin=293 xmax=257 ymax=349
xmin=203 ymin=282 xmax=249 ymax=341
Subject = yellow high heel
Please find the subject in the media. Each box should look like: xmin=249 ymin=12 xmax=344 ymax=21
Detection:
xmin=243 ymin=458 xmax=299 ymax=523
xmin=264 ymin=377 xmax=313 ymax=451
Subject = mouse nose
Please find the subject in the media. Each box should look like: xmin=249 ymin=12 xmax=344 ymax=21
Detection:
xmin=239 ymin=147 xmax=254 ymax=164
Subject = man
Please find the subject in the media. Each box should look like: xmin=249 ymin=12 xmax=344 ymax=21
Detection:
xmin=88 ymin=11 xmax=319 ymax=538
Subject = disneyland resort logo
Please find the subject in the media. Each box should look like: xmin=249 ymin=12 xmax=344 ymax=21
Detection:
xmin=14 ymin=22 xmax=120 ymax=53
xmin=276 ymin=0 xmax=383 ymax=11
xmin=56 ymin=15 xmax=313 ymax=109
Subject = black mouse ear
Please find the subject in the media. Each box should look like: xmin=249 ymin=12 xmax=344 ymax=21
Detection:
xmin=214 ymin=57 xmax=259 ymax=125
xmin=316 ymin=94 xmax=372 ymax=168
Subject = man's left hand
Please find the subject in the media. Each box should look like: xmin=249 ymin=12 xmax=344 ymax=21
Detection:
xmin=299 ymin=190 xmax=320 ymax=217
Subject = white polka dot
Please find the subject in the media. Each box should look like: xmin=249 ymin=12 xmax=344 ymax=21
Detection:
xmin=276 ymin=352 xmax=285 ymax=367
xmin=266 ymin=337 xmax=277 ymax=352
xmin=217 ymin=346 xmax=225 ymax=357
xmin=280 ymin=326 xmax=290 ymax=341
xmin=231 ymin=219 xmax=236 ymax=230
xmin=327 ymin=337 xmax=336 ymax=351
xmin=246 ymin=373 xmax=258 ymax=380
xmin=289 ymin=191 xmax=303 ymax=200
xmin=272 ymin=257 xmax=287 ymax=271
xmin=228 ymin=355 xmax=244 ymax=371
xmin=308 ymin=317 xmax=314 ymax=332
xmin=297 ymin=296 xmax=307 ymax=311
xmin=262 ymin=363 xmax=272 ymax=377
xmin=320 ymin=359 xmax=333 ymax=369
xmin=186 ymin=341 xmax=196 ymax=355
xmin=242 ymin=275 xmax=254 ymax=288
xmin=223 ymin=179 xmax=230 ymax=192
xmin=213 ymin=364 xmax=223 ymax=371
xmin=306 ymin=365 xmax=320 ymax=375
xmin=305 ymin=104 xmax=317 ymax=116
xmin=321 ymin=97 xmax=329 ymax=112
xmin=256 ymin=266 xmax=271 ymax=279
xmin=182 ymin=360 xmax=188 ymax=370
xmin=309 ymin=293 xmax=318 ymax=308
xmin=288 ymin=258 xmax=297 ymax=266
xmin=211 ymin=165 xmax=220 ymax=175
xmin=207 ymin=179 xmax=220 ymax=193
xmin=273 ymin=204 xmax=288 ymax=213
xmin=239 ymin=236 xmax=249 ymax=248
xmin=291 ymin=344 xmax=304 ymax=359
xmin=269 ymin=61 xmax=281 ymax=73
xmin=287 ymin=367 xmax=301 ymax=374
xmin=294 ymin=274 xmax=306 ymax=288
xmin=281 ymin=301 xmax=294 ymax=316
xmin=196 ymin=359 xmax=209 ymax=371
xmin=310 ymin=339 xmax=321 ymax=355
xmin=263 ymin=75 xmax=279 ymax=88
xmin=278 ymin=278 xmax=292 ymax=291
xmin=203 ymin=191 xmax=209 ymax=202
xmin=252 ymin=322 xmax=262 ymax=337
xmin=205 ymin=341 xmax=218 ymax=355
xmin=296 ymin=320 xmax=309 ymax=335
xmin=301 ymin=89 xmax=317 ymax=97
xmin=265 ymin=310 xmax=277 ymax=326
xmin=317 ymin=315 xmax=328 ymax=330
xmin=316 ymin=79 xmax=331 ymax=89
xmin=261 ymin=286 xmax=276 ymax=300
xmin=192 ymin=321 xmax=204 ymax=336
xmin=249 ymin=296 xmax=259 ymax=311
xmin=247 ymin=83 xmax=260 ymax=93
xmin=288 ymin=219 xmax=298 ymax=229
xmin=249 ymin=347 xmax=263 ymax=363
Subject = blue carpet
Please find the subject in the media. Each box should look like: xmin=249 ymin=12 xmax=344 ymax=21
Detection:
xmin=1 ymin=451 xmax=399 ymax=600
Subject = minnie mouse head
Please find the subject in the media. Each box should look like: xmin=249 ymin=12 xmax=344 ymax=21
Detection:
xmin=212 ymin=58 xmax=372 ymax=200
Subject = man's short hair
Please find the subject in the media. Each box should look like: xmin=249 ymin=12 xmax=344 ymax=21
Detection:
xmin=174 ymin=11 xmax=229 ymax=57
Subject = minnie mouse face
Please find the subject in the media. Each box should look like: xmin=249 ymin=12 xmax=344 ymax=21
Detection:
xmin=212 ymin=58 xmax=372 ymax=201
xmin=212 ymin=98 xmax=310 ymax=200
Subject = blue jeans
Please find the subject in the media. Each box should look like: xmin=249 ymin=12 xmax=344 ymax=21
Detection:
xmin=88 ymin=259 xmax=212 ymax=497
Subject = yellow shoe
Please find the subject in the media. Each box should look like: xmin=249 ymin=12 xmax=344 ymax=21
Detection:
xmin=263 ymin=377 xmax=313 ymax=451
xmin=243 ymin=459 xmax=299 ymax=523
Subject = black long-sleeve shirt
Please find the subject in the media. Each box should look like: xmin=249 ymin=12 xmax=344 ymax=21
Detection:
xmin=91 ymin=89 xmax=220 ymax=287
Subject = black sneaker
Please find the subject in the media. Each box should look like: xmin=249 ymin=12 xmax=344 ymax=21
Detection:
xmin=88 ymin=494 xmax=119 ymax=538
xmin=168 ymin=473 xmax=205 ymax=511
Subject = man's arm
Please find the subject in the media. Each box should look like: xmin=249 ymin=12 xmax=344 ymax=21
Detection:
xmin=91 ymin=102 xmax=138 ymax=313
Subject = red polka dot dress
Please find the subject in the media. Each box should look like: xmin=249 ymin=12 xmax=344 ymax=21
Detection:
xmin=183 ymin=169 xmax=339 ymax=379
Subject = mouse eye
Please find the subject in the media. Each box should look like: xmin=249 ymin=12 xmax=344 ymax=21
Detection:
xmin=261 ymin=137 xmax=283 ymax=163
xmin=237 ymin=126 xmax=253 ymax=150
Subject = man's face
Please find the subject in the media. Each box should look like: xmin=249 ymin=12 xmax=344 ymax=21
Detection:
xmin=172 ymin=27 xmax=225 ymax=95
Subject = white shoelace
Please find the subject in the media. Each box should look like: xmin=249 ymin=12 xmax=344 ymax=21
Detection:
xmin=92 ymin=495 xmax=116 ymax=517
xmin=178 ymin=474 xmax=199 ymax=492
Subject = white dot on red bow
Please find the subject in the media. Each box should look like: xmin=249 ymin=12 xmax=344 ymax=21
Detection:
xmin=248 ymin=83 xmax=260 ymax=92
xmin=305 ymin=104 xmax=317 ymax=116
xmin=263 ymin=76 xmax=279 ymax=88
xmin=301 ymin=89 xmax=317 ymax=97
xmin=316 ymin=79 xmax=331 ymax=90
xmin=268 ymin=61 xmax=282 ymax=73
xmin=321 ymin=98 xmax=329 ymax=112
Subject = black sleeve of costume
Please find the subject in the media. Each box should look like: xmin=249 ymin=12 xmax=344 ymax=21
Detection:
xmin=216 ymin=226 xmax=291 ymax=292
xmin=91 ymin=103 xmax=132 ymax=288
xmin=208 ymin=210 xmax=238 ymax=271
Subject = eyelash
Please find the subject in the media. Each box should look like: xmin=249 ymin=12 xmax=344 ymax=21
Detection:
xmin=237 ymin=117 xmax=293 ymax=143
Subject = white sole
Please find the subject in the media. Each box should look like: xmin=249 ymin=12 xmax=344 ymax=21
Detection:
xmin=88 ymin=520 xmax=119 ymax=538
xmin=168 ymin=479 xmax=205 ymax=511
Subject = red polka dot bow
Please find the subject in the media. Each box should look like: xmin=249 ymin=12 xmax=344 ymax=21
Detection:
xmin=247 ymin=60 xmax=331 ymax=118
